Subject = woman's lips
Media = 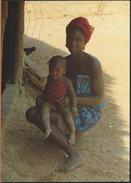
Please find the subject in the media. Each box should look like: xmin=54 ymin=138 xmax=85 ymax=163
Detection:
xmin=70 ymin=47 xmax=76 ymax=51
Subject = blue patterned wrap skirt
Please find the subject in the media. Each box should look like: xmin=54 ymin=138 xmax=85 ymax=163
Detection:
xmin=73 ymin=75 xmax=105 ymax=132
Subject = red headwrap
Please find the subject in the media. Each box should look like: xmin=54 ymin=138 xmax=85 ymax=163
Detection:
xmin=66 ymin=17 xmax=94 ymax=43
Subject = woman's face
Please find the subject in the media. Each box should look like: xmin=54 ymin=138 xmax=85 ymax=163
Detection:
xmin=66 ymin=29 xmax=86 ymax=54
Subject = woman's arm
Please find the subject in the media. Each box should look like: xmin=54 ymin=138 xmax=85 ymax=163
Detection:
xmin=77 ymin=59 xmax=104 ymax=106
xmin=66 ymin=82 xmax=77 ymax=107
xmin=66 ymin=82 xmax=77 ymax=117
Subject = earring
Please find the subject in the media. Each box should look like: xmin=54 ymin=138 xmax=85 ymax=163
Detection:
xmin=83 ymin=45 xmax=85 ymax=50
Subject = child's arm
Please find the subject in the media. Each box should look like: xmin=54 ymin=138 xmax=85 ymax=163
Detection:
xmin=36 ymin=75 xmax=49 ymax=107
xmin=36 ymin=84 xmax=47 ymax=107
xmin=66 ymin=82 xmax=77 ymax=117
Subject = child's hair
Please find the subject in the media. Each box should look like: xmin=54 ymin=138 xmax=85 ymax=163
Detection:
xmin=47 ymin=55 xmax=67 ymax=68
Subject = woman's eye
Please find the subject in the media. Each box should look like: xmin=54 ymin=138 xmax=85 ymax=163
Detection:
xmin=76 ymin=38 xmax=81 ymax=42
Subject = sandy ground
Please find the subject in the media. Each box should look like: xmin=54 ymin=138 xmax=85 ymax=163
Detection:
xmin=1 ymin=1 xmax=130 ymax=182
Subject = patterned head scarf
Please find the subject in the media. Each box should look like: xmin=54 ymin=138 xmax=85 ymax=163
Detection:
xmin=66 ymin=17 xmax=94 ymax=43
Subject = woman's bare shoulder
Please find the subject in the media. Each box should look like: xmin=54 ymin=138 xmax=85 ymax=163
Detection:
xmin=65 ymin=54 xmax=71 ymax=59
xmin=86 ymin=53 xmax=101 ymax=68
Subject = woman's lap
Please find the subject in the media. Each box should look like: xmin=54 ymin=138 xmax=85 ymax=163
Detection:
xmin=26 ymin=106 xmax=59 ymax=129
xmin=58 ymin=105 xmax=103 ymax=134
xmin=74 ymin=105 xmax=102 ymax=132
xmin=26 ymin=105 xmax=103 ymax=134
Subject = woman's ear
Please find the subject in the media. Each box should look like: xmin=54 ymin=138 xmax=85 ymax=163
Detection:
xmin=83 ymin=45 xmax=85 ymax=50
xmin=84 ymin=37 xmax=88 ymax=45
xmin=63 ymin=68 xmax=67 ymax=75
xmin=83 ymin=39 xmax=87 ymax=50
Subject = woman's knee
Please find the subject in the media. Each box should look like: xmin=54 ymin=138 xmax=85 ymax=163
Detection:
xmin=25 ymin=108 xmax=32 ymax=122
xmin=25 ymin=106 xmax=38 ymax=122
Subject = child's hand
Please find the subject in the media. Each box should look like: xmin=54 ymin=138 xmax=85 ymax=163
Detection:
xmin=36 ymin=95 xmax=43 ymax=107
xmin=71 ymin=108 xmax=78 ymax=117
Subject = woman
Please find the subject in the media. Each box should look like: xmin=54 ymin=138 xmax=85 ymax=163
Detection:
xmin=26 ymin=17 xmax=105 ymax=173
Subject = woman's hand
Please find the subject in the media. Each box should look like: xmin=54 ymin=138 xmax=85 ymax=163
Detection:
xmin=71 ymin=108 xmax=78 ymax=117
xmin=57 ymin=96 xmax=70 ymax=109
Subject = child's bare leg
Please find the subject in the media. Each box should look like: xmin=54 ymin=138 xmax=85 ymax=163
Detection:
xmin=40 ymin=100 xmax=53 ymax=138
xmin=60 ymin=107 xmax=75 ymax=145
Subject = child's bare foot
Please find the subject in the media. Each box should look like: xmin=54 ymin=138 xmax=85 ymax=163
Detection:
xmin=44 ymin=128 xmax=51 ymax=139
xmin=55 ymin=154 xmax=85 ymax=173
xmin=68 ymin=132 xmax=75 ymax=145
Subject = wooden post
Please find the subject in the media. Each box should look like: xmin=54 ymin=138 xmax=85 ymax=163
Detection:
xmin=1 ymin=1 xmax=8 ymax=78
xmin=12 ymin=1 xmax=24 ymax=85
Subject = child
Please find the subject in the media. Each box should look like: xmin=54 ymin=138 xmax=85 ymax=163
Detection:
xmin=37 ymin=55 xmax=77 ymax=145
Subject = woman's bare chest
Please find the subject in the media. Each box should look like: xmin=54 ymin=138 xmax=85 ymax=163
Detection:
xmin=75 ymin=61 xmax=90 ymax=76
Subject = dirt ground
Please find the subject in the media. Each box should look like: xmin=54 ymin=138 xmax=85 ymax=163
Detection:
xmin=1 ymin=1 xmax=130 ymax=182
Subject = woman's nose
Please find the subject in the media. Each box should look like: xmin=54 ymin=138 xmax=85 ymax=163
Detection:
xmin=72 ymin=39 xmax=75 ymax=45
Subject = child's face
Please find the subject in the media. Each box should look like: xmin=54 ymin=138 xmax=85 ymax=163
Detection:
xmin=49 ymin=62 xmax=66 ymax=80
xmin=66 ymin=29 xmax=86 ymax=54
